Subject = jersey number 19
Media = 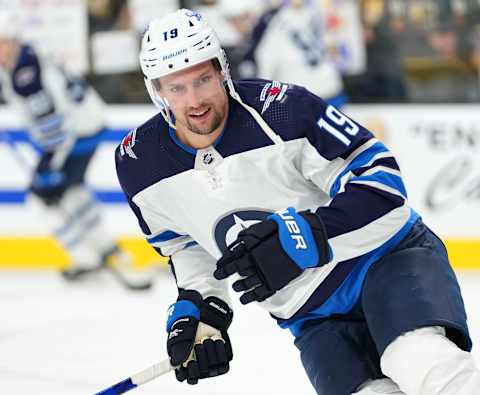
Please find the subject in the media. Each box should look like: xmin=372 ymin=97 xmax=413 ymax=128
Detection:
xmin=317 ymin=105 xmax=359 ymax=146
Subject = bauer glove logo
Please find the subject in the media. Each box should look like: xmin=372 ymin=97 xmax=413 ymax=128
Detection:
xmin=275 ymin=208 xmax=308 ymax=250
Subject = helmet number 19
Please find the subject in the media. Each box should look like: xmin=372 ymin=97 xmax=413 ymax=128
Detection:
xmin=163 ymin=28 xmax=178 ymax=41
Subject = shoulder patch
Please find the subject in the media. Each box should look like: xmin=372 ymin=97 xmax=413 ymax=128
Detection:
xmin=120 ymin=128 xmax=138 ymax=159
xmin=11 ymin=45 xmax=45 ymax=98
xmin=260 ymin=81 xmax=289 ymax=114
xmin=14 ymin=66 xmax=37 ymax=88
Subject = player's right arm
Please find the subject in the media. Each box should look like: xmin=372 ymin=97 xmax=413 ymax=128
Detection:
xmin=129 ymin=196 xmax=234 ymax=383
xmin=9 ymin=45 xmax=67 ymax=151
xmin=116 ymin=145 xmax=233 ymax=384
xmin=7 ymin=46 xmax=77 ymax=201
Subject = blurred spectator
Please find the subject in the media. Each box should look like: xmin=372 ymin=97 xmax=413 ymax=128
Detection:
xmin=87 ymin=0 xmax=152 ymax=103
xmin=470 ymin=25 xmax=480 ymax=71
xmin=346 ymin=0 xmax=408 ymax=102
xmin=87 ymin=0 xmax=130 ymax=33
xmin=412 ymin=0 xmax=479 ymax=102
xmin=461 ymin=1 xmax=480 ymax=100
xmin=454 ymin=0 xmax=480 ymax=67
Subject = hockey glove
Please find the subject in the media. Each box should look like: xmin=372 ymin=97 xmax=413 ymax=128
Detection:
xmin=214 ymin=207 xmax=332 ymax=304
xmin=166 ymin=290 xmax=233 ymax=385
xmin=30 ymin=152 xmax=67 ymax=205
xmin=30 ymin=170 xmax=67 ymax=205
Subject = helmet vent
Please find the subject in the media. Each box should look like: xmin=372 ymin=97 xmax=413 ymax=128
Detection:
xmin=189 ymin=20 xmax=194 ymax=27
xmin=168 ymin=64 xmax=173 ymax=69
xmin=184 ymin=58 xmax=189 ymax=63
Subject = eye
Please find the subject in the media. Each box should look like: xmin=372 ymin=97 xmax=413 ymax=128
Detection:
xmin=199 ymin=75 xmax=211 ymax=84
xmin=169 ymin=85 xmax=184 ymax=93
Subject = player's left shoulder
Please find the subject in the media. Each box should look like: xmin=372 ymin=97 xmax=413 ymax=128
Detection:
xmin=115 ymin=114 xmax=165 ymax=197
xmin=118 ymin=127 xmax=140 ymax=160
xmin=116 ymin=114 xmax=163 ymax=163
xmin=235 ymin=78 xmax=306 ymax=115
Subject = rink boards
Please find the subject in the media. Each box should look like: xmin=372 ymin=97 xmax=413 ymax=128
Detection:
xmin=0 ymin=104 xmax=479 ymax=269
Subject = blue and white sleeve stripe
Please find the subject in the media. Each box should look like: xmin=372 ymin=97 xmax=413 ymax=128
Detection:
xmin=327 ymin=139 xmax=406 ymax=199
xmin=147 ymin=229 xmax=197 ymax=256
xmin=36 ymin=113 xmax=64 ymax=133
xmin=314 ymin=137 xmax=413 ymax=260
xmin=31 ymin=114 xmax=66 ymax=150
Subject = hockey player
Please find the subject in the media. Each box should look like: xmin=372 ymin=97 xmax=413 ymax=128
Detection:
xmin=0 ymin=11 xmax=151 ymax=290
xmin=238 ymin=0 xmax=347 ymax=108
xmin=116 ymin=8 xmax=480 ymax=394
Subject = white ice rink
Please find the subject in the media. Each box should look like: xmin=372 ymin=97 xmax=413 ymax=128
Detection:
xmin=2 ymin=269 xmax=480 ymax=395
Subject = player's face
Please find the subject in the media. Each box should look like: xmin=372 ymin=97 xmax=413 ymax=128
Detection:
xmin=159 ymin=61 xmax=228 ymax=136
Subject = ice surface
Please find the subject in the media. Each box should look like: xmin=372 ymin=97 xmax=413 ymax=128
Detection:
xmin=1 ymin=269 xmax=480 ymax=395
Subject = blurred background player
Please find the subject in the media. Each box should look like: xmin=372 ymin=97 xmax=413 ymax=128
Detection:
xmin=238 ymin=0 xmax=347 ymax=107
xmin=0 ymin=10 xmax=152 ymax=290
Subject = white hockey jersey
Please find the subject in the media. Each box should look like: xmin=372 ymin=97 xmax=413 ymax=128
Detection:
xmin=240 ymin=5 xmax=344 ymax=100
xmin=116 ymin=79 xmax=418 ymax=336
xmin=0 ymin=44 xmax=105 ymax=152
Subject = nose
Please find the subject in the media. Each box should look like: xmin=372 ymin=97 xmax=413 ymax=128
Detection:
xmin=185 ymin=86 xmax=203 ymax=110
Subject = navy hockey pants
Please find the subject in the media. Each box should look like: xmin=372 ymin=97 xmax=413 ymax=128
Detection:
xmin=294 ymin=219 xmax=471 ymax=395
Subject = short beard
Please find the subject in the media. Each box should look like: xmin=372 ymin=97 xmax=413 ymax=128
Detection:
xmin=186 ymin=107 xmax=223 ymax=136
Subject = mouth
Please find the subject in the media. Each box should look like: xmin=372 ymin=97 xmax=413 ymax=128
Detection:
xmin=188 ymin=107 xmax=211 ymax=121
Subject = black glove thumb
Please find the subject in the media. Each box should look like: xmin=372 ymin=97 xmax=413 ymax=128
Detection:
xmin=167 ymin=316 xmax=199 ymax=366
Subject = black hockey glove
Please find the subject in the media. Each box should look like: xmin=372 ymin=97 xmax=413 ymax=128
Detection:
xmin=214 ymin=207 xmax=332 ymax=305
xmin=166 ymin=290 xmax=233 ymax=385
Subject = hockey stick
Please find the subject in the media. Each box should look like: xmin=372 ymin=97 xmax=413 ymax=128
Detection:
xmin=0 ymin=128 xmax=74 ymax=171
xmin=95 ymin=358 xmax=173 ymax=395
xmin=0 ymin=130 xmax=35 ymax=172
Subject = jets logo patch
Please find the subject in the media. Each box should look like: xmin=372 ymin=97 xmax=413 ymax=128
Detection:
xmin=120 ymin=129 xmax=138 ymax=159
xmin=260 ymin=81 xmax=288 ymax=114
xmin=213 ymin=209 xmax=272 ymax=253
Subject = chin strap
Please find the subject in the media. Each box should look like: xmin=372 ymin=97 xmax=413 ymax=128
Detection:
xmin=228 ymin=88 xmax=284 ymax=146
xmin=145 ymin=78 xmax=177 ymax=129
